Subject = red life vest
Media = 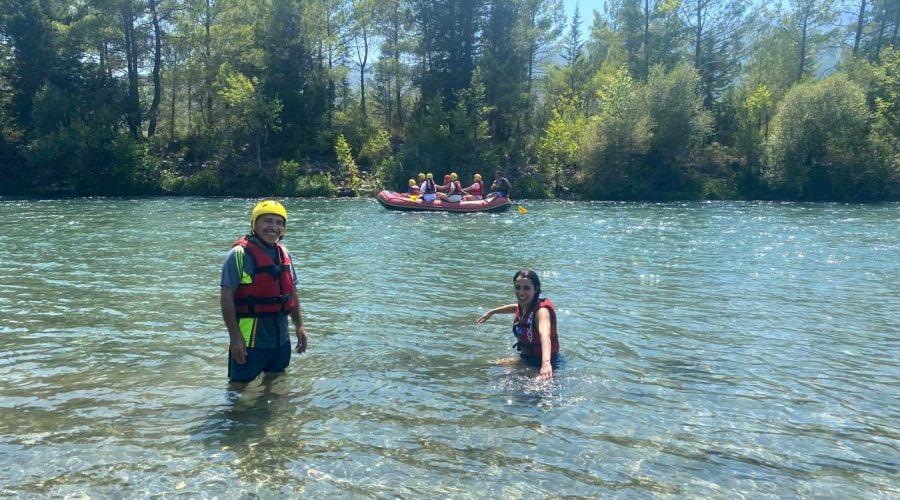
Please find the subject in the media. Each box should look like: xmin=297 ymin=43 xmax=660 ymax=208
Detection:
xmin=513 ymin=298 xmax=559 ymax=358
xmin=232 ymin=236 xmax=296 ymax=317
xmin=448 ymin=180 xmax=463 ymax=195
xmin=470 ymin=181 xmax=483 ymax=196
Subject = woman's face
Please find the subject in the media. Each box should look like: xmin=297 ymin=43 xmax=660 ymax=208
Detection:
xmin=514 ymin=276 xmax=536 ymax=306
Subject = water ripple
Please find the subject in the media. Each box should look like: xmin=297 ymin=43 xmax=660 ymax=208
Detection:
xmin=0 ymin=198 xmax=897 ymax=496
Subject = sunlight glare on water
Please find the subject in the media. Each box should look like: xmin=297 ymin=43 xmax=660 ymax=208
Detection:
xmin=0 ymin=198 xmax=898 ymax=496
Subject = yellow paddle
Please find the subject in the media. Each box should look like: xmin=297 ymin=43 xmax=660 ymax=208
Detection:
xmin=511 ymin=200 xmax=528 ymax=214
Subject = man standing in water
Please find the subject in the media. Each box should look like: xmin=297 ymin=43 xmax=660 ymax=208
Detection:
xmin=220 ymin=199 xmax=308 ymax=385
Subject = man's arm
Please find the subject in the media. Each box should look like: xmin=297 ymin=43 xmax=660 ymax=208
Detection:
xmin=291 ymin=289 xmax=308 ymax=354
xmin=221 ymin=287 xmax=247 ymax=364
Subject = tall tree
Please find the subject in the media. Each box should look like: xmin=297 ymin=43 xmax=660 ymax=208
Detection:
xmin=351 ymin=0 xmax=376 ymax=118
xmin=565 ymin=3 xmax=584 ymax=68
xmin=790 ymin=0 xmax=838 ymax=83
xmin=480 ymin=0 xmax=528 ymax=146
xmin=413 ymin=0 xmax=483 ymax=107
xmin=147 ymin=0 xmax=164 ymax=137
xmin=121 ymin=0 xmax=143 ymax=140
xmin=679 ymin=0 xmax=751 ymax=106
xmin=372 ymin=0 xmax=412 ymax=129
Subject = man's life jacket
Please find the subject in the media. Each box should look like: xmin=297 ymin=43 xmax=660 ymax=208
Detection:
xmin=513 ymin=298 xmax=559 ymax=358
xmin=232 ymin=236 xmax=296 ymax=317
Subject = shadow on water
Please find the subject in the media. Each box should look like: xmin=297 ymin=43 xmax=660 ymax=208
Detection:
xmin=193 ymin=373 xmax=299 ymax=459
xmin=489 ymin=355 xmax=571 ymax=412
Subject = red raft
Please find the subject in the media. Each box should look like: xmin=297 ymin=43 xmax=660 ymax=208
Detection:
xmin=376 ymin=190 xmax=511 ymax=213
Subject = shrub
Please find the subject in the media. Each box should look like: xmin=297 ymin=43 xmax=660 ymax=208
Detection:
xmin=295 ymin=173 xmax=337 ymax=197
xmin=765 ymin=75 xmax=873 ymax=200
xmin=276 ymin=160 xmax=300 ymax=196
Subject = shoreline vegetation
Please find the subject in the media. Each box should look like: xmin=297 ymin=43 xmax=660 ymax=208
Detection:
xmin=1 ymin=1 xmax=898 ymax=202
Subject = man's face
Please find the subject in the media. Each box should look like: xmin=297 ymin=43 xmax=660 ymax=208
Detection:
xmin=254 ymin=214 xmax=285 ymax=245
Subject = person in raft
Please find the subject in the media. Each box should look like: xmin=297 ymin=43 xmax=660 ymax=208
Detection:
xmin=407 ymin=179 xmax=421 ymax=197
xmin=462 ymin=173 xmax=484 ymax=200
xmin=439 ymin=172 xmax=464 ymax=202
xmin=434 ymin=174 xmax=452 ymax=195
xmin=476 ymin=269 xmax=560 ymax=379
xmin=220 ymin=199 xmax=308 ymax=385
xmin=484 ymin=170 xmax=512 ymax=201
xmin=420 ymin=173 xmax=438 ymax=201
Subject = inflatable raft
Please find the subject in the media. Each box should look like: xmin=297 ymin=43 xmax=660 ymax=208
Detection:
xmin=376 ymin=190 xmax=511 ymax=213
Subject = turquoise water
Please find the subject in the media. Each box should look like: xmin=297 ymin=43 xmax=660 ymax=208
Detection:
xmin=0 ymin=198 xmax=897 ymax=496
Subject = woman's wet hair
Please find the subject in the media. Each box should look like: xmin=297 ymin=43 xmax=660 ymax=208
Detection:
xmin=513 ymin=269 xmax=542 ymax=306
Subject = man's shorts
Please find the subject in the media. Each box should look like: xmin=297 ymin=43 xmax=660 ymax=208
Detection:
xmin=228 ymin=342 xmax=292 ymax=383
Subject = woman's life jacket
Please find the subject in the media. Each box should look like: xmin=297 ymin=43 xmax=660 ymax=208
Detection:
xmin=469 ymin=181 xmax=483 ymax=196
xmin=513 ymin=298 xmax=559 ymax=358
xmin=422 ymin=179 xmax=437 ymax=194
xmin=232 ymin=236 xmax=296 ymax=317
xmin=448 ymin=180 xmax=463 ymax=195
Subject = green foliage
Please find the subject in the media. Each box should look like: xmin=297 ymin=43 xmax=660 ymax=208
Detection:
xmin=765 ymin=74 xmax=889 ymax=200
xmin=736 ymin=84 xmax=775 ymax=166
xmin=536 ymin=105 xmax=582 ymax=196
xmin=372 ymin=155 xmax=407 ymax=192
xmin=183 ymin=165 xmax=223 ymax=196
xmin=514 ymin=175 xmax=550 ymax=199
xmin=276 ymin=160 xmax=301 ymax=196
xmin=644 ymin=64 xmax=712 ymax=163
xmin=295 ymin=173 xmax=338 ymax=197
xmin=0 ymin=0 xmax=895 ymax=200
xmin=335 ymin=134 xmax=361 ymax=192
xmin=360 ymin=129 xmax=392 ymax=168
xmin=582 ymin=65 xmax=650 ymax=199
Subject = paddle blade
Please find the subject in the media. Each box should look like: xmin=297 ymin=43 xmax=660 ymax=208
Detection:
xmin=517 ymin=204 xmax=528 ymax=214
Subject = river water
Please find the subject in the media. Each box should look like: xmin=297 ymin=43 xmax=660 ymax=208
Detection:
xmin=0 ymin=198 xmax=897 ymax=497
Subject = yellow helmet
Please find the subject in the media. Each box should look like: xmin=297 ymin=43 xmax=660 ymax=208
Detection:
xmin=417 ymin=172 xmax=426 ymax=180
xmin=250 ymin=199 xmax=288 ymax=232
xmin=450 ymin=172 xmax=458 ymax=181
xmin=408 ymin=179 xmax=416 ymax=186
xmin=474 ymin=173 xmax=482 ymax=181
xmin=426 ymin=173 xmax=434 ymax=179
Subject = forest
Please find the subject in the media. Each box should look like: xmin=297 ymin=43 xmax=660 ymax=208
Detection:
xmin=0 ymin=0 xmax=898 ymax=200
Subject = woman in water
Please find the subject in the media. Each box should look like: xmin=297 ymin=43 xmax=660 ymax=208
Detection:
xmin=476 ymin=269 xmax=560 ymax=379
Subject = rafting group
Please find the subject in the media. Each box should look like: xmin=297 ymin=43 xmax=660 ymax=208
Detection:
xmin=377 ymin=170 xmax=515 ymax=212
xmin=407 ymin=171 xmax=510 ymax=202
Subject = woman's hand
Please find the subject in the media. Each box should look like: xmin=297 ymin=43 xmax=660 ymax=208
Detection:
xmin=539 ymin=362 xmax=553 ymax=380
xmin=476 ymin=311 xmax=493 ymax=324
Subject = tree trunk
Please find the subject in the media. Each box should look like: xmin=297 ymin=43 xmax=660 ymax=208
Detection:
xmin=203 ymin=0 xmax=213 ymax=126
xmin=891 ymin=5 xmax=899 ymax=49
xmin=853 ymin=0 xmax=867 ymax=56
xmin=874 ymin=2 xmax=886 ymax=59
xmin=148 ymin=0 xmax=163 ymax=137
xmin=122 ymin=1 xmax=141 ymax=141
xmin=694 ymin=0 xmax=703 ymax=71
xmin=393 ymin=12 xmax=402 ymax=127
xmin=257 ymin=131 xmax=262 ymax=171
xmin=798 ymin=14 xmax=808 ymax=83
xmin=644 ymin=0 xmax=650 ymax=75
xmin=358 ymin=25 xmax=368 ymax=117
xmin=169 ymin=44 xmax=178 ymax=146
